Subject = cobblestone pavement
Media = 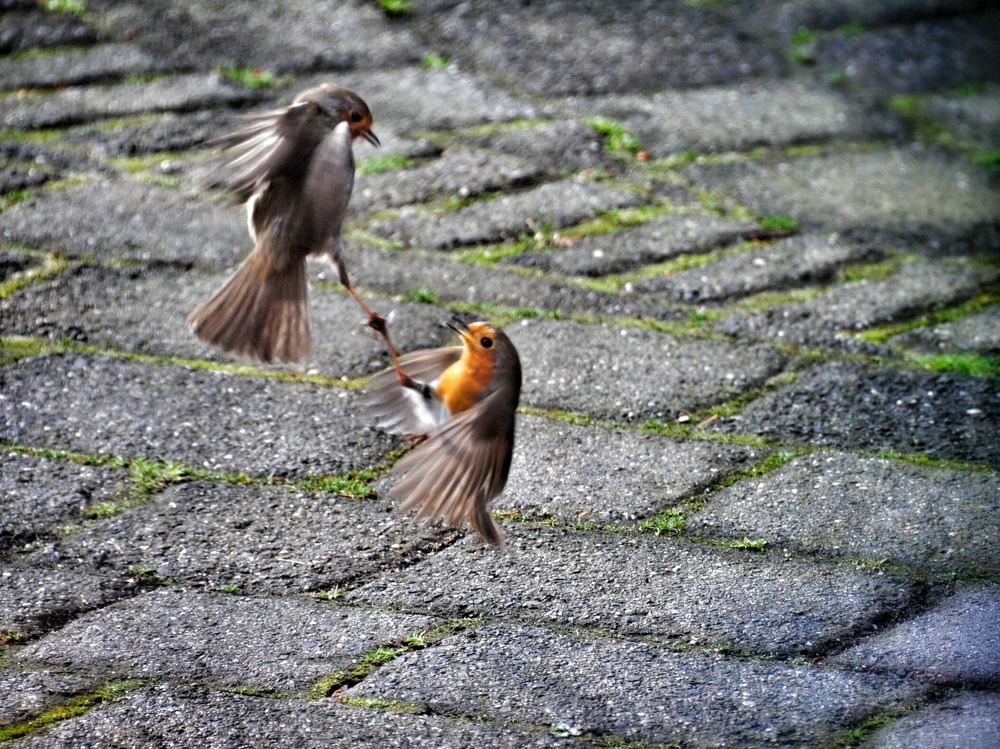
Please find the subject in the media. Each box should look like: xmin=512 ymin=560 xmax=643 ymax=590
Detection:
xmin=1 ymin=1 xmax=998 ymax=747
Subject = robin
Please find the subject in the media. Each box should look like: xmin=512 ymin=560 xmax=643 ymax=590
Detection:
xmin=363 ymin=316 xmax=522 ymax=546
xmin=188 ymin=83 xmax=407 ymax=371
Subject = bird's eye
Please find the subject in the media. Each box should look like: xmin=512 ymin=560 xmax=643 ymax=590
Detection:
xmin=349 ymin=110 xmax=363 ymax=123
xmin=480 ymin=337 xmax=493 ymax=349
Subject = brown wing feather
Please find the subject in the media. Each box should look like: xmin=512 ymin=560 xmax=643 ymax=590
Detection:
xmin=361 ymin=347 xmax=462 ymax=435
xmin=388 ymin=387 xmax=516 ymax=546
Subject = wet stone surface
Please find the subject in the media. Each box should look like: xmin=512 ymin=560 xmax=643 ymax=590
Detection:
xmin=350 ymin=527 xmax=915 ymax=656
xmin=0 ymin=43 xmax=169 ymax=91
xmin=688 ymin=451 xmax=1000 ymax=575
xmin=686 ymin=148 xmax=1000 ymax=248
xmin=714 ymin=361 xmax=1000 ymax=467
xmin=32 ymin=481 xmax=446 ymax=595
xmin=6 ymin=685 xmax=567 ymax=749
xmin=831 ymin=584 xmax=1000 ymax=688
xmin=347 ymin=623 xmax=925 ymax=747
xmin=507 ymin=318 xmax=788 ymax=421
xmin=0 ymin=352 xmax=394 ymax=478
xmin=372 ymin=178 xmax=646 ymax=250
xmin=0 ymin=179 xmax=247 ymax=270
xmin=633 ymin=233 xmax=876 ymax=303
xmin=507 ymin=212 xmax=758 ymax=277
xmin=352 ymin=149 xmax=543 ymax=214
xmin=0 ymin=450 xmax=132 ymax=550
xmin=0 ymin=670 xmax=97 ymax=727
xmin=14 ymin=589 xmax=436 ymax=693
xmin=346 ymin=244 xmax=670 ymax=321
xmin=1 ymin=74 xmax=256 ymax=131
xmin=409 ymin=0 xmax=787 ymax=96
xmin=864 ymin=691 xmax=1000 ymax=749
xmin=0 ymin=564 xmax=138 ymax=641
xmin=493 ymin=414 xmax=762 ymax=522
xmin=555 ymin=81 xmax=900 ymax=156
xmin=715 ymin=259 xmax=997 ymax=348
xmin=454 ymin=119 xmax=612 ymax=177
xmin=0 ymin=262 xmax=453 ymax=378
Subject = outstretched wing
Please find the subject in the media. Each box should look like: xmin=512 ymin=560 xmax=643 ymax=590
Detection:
xmin=361 ymin=347 xmax=462 ymax=435
xmin=204 ymin=102 xmax=321 ymax=200
xmin=388 ymin=387 xmax=517 ymax=547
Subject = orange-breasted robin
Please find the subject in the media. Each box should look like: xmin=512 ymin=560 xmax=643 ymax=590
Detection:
xmin=363 ymin=316 xmax=522 ymax=546
xmin=188 ymin=83 xmax=388 ymax=364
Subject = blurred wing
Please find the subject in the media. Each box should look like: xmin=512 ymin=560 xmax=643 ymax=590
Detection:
xmin=205 ymin=102 xmax=316 ymax=200
xmin=297 ymin=122 xmax=355 ymax=237
xmin=389 ymin=388 xmax=517 ymax=547
xmin=362 ymin=347 xmax=462 ymax=435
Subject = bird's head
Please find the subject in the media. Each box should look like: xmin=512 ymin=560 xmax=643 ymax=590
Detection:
xmin=300 ymin=84 xmax=380 ymax=147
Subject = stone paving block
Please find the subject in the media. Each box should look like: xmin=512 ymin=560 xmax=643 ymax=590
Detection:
xmin=348 ymin=623 xmax=924 ymax=747
xmin=35 ymin=481 xmax=445 ymax=595
xmin=0 ymin=8 xmax=100 ymax=54
xmin=749 ymin=0 xmax=987 ymax=34
xmin=831 ymin=585 xmax=1000 ymax=687
xmin=492 ymin=414 xmax=762 ymax=522
xmin=350 ymin=527 xmax=915 ymax=656
xmin=555 ymin=81 xmax=899 ymax=156
xmin=686 ymin=148 xmax=1000 ymax=247
xmin=0 ymin=179 xmax=246 ymax=270
xmin=328 ymin=66 xmax=538 ymax=132
xmin=7 ymin=684 xmax=565 ymax=749
xmin=409 ymin=0 xmax=786 ymax=96
xmin=346 ymin=244 xmax=671 ymax=321
xmin=1 ymin=74 xmax=256 ymax=131
xmin=915 ymin=87 xmax=1000 ymax=150
xmin=633 ymin=233 xmax=875 ymax=302
xmin=688 ymin=451 xmax=1000 ymax=575
xmin=0 ymin=670 xmax=97 ymax=727
xmin=456 ymin=119 xmax=612 ymax=176
xmin=714 ymin=361 xmax=1000 ymax=467
xmin=892 ymin=306 xmax=1000 ymax=354
xmin=813 ymin=9 xmax=1000 ymax=94
xmin=507 ymin=212 xmax=758 ymax=277
xmin=372 ymin=177 xmax=646 ymax=250
xmin=0 ymin=352 xmax=393 ymax=478
xmin=352 ymin=149 xmax=542 ymax=214
xmin=0 ymin=450 xmax=132 ymax=549
xmin=864 ymin=691 xmax=1000 ymax=749
xmin=93 ymin=0 xmax=424 ymax=74
xmin=15 ymin=589 xmax=436 ymax=692
xmin=0 ymin=263 xmax=452 ymax=378
xmin=715 ymin=259 xmax=997 ymax=348
xmin=506 ymin=318 xmax=788 ymax=421
xmin=0 ymin=159 xmax=59 ymax=194
xmin=0 ymin=43 xmax=169 ymax=91
xmin=0 ymin=564 xmax=137 ymax=640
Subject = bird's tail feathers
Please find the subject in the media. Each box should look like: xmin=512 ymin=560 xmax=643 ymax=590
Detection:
xmin=187 ymin=249 xmax=311 ymax=363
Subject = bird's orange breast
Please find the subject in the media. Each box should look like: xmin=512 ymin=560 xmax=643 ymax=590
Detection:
xmin=435 ymin=350 xmax=494 ymax=415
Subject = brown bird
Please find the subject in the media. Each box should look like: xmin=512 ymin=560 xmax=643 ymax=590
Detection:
xmin=363 ymin=317 xmax=522 ymax=546
xmin=188 ymin=83 xmax=392 ymax=364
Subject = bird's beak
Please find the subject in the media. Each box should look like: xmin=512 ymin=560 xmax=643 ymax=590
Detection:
xmin=444 ymin=315 xmax=471 ymax=342
xmin=361 ymin=128 xmax=380 ymax=147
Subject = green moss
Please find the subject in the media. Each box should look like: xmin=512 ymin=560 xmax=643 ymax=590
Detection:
xmin=837 ymin=22 xmax=866 ymax=36
xmin=756 ymin=214 xmax=799 ymax=233
xmin=357 ymin=153 xmax=414 ymax=176
xmin=307 ymin=645 xmax=407 ymax=699
xmin=400 ymin=287 xmax=439 ymax=304
xmin=0 ymin=189 xmax=32 ymax=211
xmin=41 ymin=0 xmax=86 ymax=14
xmin=712 ymin=536 xmax=769 ymax=551
xmin=835 ymin=256 xmax=906 ymax=284
xmin=817 ymin=708 xmax=911 ymax=749
xmin=585 ymin=116 xmax=642 ymax=156
xmin=375 ymin=0 xmax=412 ymax=15
xmin=452 ymin=239 xmax=531 ymax=266
xmin=638 ymin=507 xmax=687 ymax=535
xmin=313 ymin=587 xmax=346 ymax=601
xmin=876 ymin=449 xmax=995 ymax=473
xmin=0 ymin=680 xmax=138 ymax=742
xmin=0 ymin=253 xmax=70 ymax=299
xmin=560 ymin=203 xmax=667 ymax=239
xmin=338 ymin=696 xmax=423 ymax=712
xmin=219 ymin=65 xmax=280 ymax=90
xmin=789 ymin=27 xmax=820 ymax=65
xmin=856 ymin=293 xmax=998 ymax=345
xmin=912 ymin=352 xmax=1000 ymax=377
xmin=421 ymin=53 xmax=452 ymax=69
xmin=973 ymin=149 xmax=1000 ymax=174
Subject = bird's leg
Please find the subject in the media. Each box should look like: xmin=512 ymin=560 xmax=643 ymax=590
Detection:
xmin=332 ymin=256 xmax=417 ymax=390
